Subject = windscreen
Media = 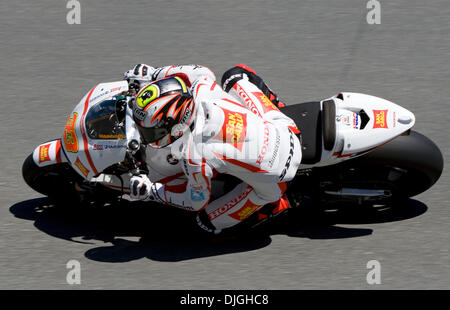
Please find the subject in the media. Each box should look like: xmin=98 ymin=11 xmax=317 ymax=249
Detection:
xmin=85 ymin=99 xmax=126 ymax=140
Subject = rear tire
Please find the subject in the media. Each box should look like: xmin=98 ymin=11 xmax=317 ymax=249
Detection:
xmin=291 ymin=130 xmax=444 ymax=209
xmin=348 ymin=130 xmax=444 ymax=198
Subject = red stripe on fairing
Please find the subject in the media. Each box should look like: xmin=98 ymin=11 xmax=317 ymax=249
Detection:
xmin=210 ymin=81 xmax=216 ymax=91
xmin=80 ymin=85 xmax=99 ymax=176
xmin=214 ymin=152 xmax=268 ymax=173
xmin=55 ymin=139 xmax=62 ymax=163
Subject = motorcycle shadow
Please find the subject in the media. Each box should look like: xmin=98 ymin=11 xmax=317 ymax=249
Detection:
xmin=9 ymin=197 xmax=427 ymax=262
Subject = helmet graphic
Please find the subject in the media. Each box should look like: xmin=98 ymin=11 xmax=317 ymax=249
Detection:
xmin=132 ymin=76 xmax=195 ymax=148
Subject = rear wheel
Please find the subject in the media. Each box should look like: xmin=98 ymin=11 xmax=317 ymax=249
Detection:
xmin=346 ymin=130 xmax=443 ymax=199
xmin=292 ymin=131 xmax=444 ymax=208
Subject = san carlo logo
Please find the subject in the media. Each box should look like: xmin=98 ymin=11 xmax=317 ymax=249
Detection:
xmin=373 ymin=109 xmax=388 ymax=129
xmin=216 ymin=108 xmax=247 ymax=152
xmin=38 ymin=144 xmax=52 ymax=163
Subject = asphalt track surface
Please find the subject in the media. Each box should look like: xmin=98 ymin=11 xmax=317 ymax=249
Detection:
xmin=1 ymin=0 xmax=449 ymax=289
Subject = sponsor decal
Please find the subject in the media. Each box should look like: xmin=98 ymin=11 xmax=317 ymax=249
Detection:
xmin=252 ymin=92 xmax=278 ymax=113
xmin=235 ymin=84 xmax=261 ymax=117
xmin=98 ymin=134 xmax=126 ymax=139
xmin=256 ymin=125 xmax=270 ymax=165
xmin=105 ymin=144 xmax=126 ymax=149
xmin=92 ymin=143 xmax=126 ymax=150
xmin=38 ymin=144 xmax=52 ymax=164
xmin=393 ymin=111 xmax=396 ymax=128
xmin=180 ymin=108 xmax=191 ymax=124
xmin=208 ymin=185 xmax=253 ymax=221
xmin=74 ymin=157 xmax=90 ymax=178
xmin=353 ymin=113 xmax=360 ymax=129
xmin=133 ymin=107 xmax=146 ymax=121
xmin=373 ymin=109 xmax=388 ymax=129
xmin=343 ymin=116 xmax=350 ymax=126
xmin=279 ymin=131 xmax=295 ymax=181
xmin=216 ymin=108 xmax=247 ymax=151
xmin=190 ymin=188 xmax=205 ymax=202
xmin=63 ymin=113 xmax=79 ymax=153
xmin=89 ymin=90 xmax=110 ymax=103
xmin=268 ymin=129 xmax=281 ymax=168
xmin=229 ymin=199 xmax=260 ymax=221
xmin=110 ymin=87 xmax=121 ymax=93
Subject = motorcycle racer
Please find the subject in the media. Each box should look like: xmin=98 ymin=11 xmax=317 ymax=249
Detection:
xmin=124 ymin=64 xmax=302 ymax=234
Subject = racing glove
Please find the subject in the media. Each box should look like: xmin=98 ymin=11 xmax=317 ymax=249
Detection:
xmin=123 ymin=64 xmax=155 ymax=90
xmin=129 ymin=174 xmax=155 ymax=201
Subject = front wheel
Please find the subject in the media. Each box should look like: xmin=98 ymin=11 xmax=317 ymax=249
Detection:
xmin=22 ymin=153 xmax=121 ymax=206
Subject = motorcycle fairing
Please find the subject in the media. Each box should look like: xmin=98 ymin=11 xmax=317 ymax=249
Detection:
xmin=32 ymin=139 xmax=68 ymax=167
xmin=317 ymin=92 xmax=416 ymax=166
xmin=61 ymin=81 xmax=129 ymax=180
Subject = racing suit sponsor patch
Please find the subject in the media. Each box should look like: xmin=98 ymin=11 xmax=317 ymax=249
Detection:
xmin=252 ymin=92 xmax=278 ymax=113
xmin=217 ymin=107 xmax=247 ymax=151
xmin=256 ymin=125 xmax=270 ymax=165
xmin=190 ymin=188 xmax=205 ymax=202
xmin=208 ymin=185 xmax=253 ymax=221
xmin=229 ymin=199 xmax=260 ymax=221
xmin=234 ymin=83 xmax=261 ymax=117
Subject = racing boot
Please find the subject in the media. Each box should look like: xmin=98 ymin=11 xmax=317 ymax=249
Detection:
xmin=221 ymin=64 xmax=286 ymax=108
xmin=247 ymin=194 xmax=291 ymax=231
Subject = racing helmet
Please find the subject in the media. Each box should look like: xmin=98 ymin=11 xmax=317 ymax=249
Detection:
xmin=132 ymin=76 xmax=195 ymax=148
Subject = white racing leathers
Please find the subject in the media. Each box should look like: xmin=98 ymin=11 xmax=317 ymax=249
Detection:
xmin=129 ymin=64 xmax=217 ymax=184
xmin=136 ymin=65 xmax=302 ymax=231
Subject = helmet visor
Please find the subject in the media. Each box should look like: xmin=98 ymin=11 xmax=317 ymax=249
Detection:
xmin=137 ymin=125 xmax=170 ymax=145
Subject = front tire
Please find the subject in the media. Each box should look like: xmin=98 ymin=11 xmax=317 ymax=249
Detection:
xmin=22 ymin=153 xmax=82 ymax=202
xmin=22 ymin=153 xmax=122 ymax=206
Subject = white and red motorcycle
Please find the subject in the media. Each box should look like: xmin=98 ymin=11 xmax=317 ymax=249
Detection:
xmin=22 ymin=81 xmax=444 ymax=215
